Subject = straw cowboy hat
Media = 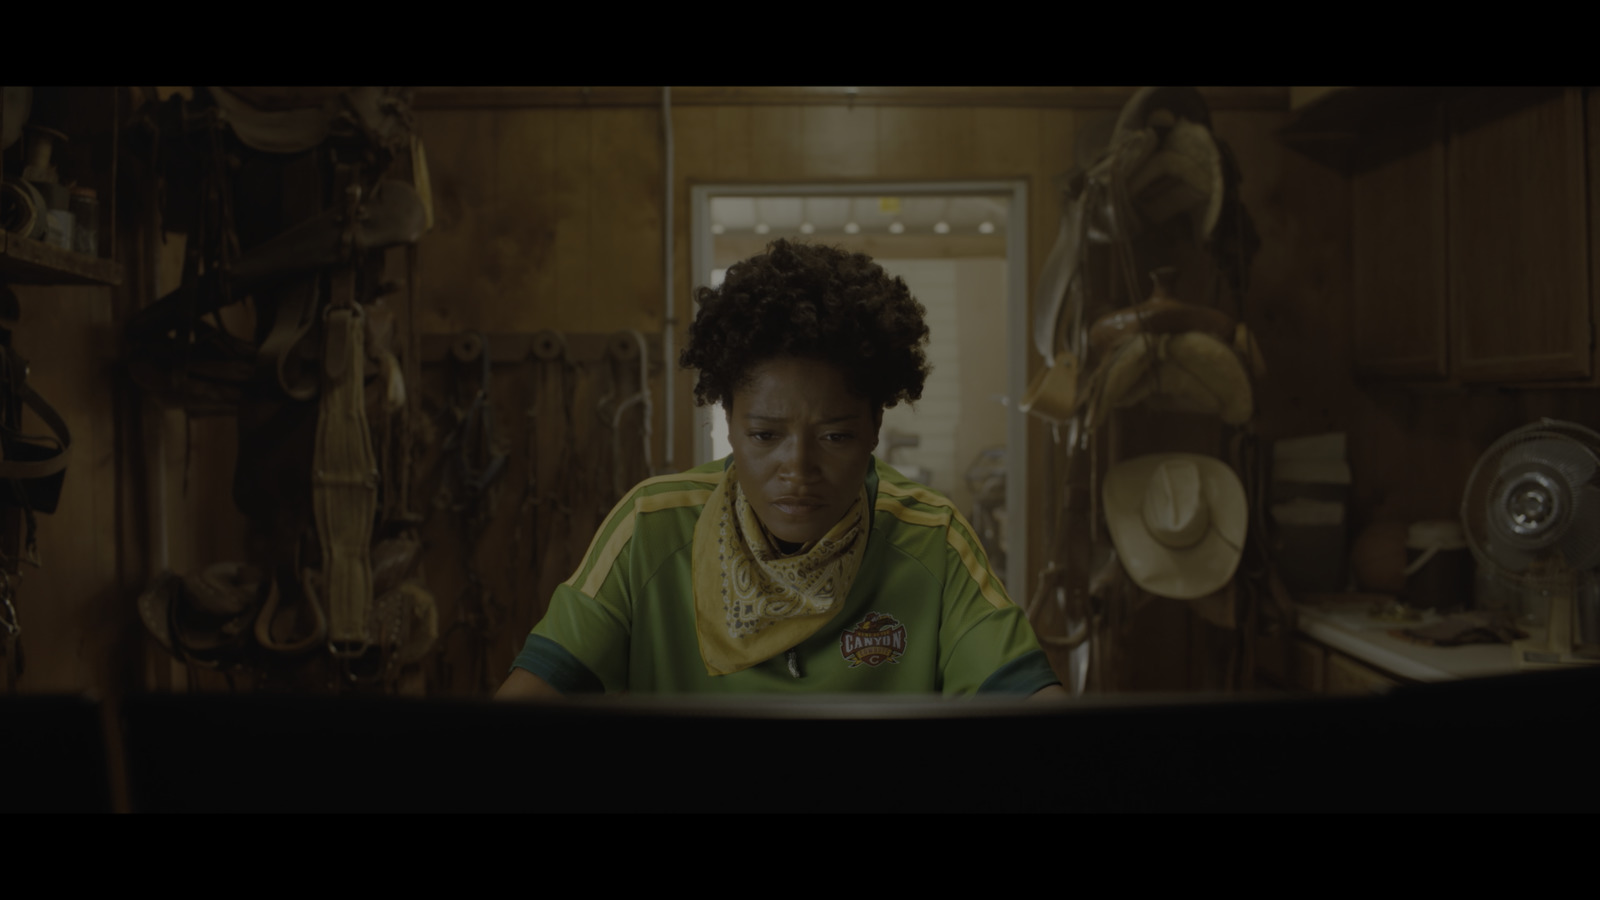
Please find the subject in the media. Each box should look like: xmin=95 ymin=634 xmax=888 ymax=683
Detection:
xmin=1102 ymin=453 xmax=1248 ymax=600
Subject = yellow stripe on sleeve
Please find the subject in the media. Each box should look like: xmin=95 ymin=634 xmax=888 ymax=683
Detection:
xmin=638 ymin=489 xmax=711 ymax=514
xmin=877 ymin=476 xmax=1010 ymax=610
xmin=873 ymin=497 xmax=949 ymax=530
xmin=875 ymin=478 xmax=954 ymax=511
xmin=564 ymin=472 xmax=723 ymax=594
xmin=946 ymin=525 xmax=1011 ymax=610
xmin=577 ymin=513 xmax=639 ymax=598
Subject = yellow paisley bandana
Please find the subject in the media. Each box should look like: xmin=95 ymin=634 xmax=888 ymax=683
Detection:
xmin=692 ymin=463 xmax=869 ymax=676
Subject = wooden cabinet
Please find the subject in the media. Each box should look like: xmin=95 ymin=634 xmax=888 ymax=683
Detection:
xmin=1347 ymin=87 xmax=1593 ymax=385
xmin=1352 ymin=107 xmax=1449 ymax=379
xmin=1284 ymin=637 xmax=1401 ymax=696
xmin=1289 ymin=637 xmax=1326 ymax=692
xmin=1449 ymin=88 xmax=1590 ymax=383
xmin=1323 ymin=650 xmax=1398 ymax=696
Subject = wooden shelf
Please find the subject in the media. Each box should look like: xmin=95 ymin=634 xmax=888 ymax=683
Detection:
xmin=1279 ymin=87 xmax=1580 ymax=174
xmin=1278 ymin=87 xmax=1450 ymax=172
xmin=1 ymin=231 xmax=122 ymax=286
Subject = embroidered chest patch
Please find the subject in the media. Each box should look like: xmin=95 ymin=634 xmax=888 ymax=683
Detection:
xmin=840 ymin=612 xmax=907 ymax=668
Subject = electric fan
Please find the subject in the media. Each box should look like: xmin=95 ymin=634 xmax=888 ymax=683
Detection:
xmin=1460 ymin=418 xmax=1600 ymax=667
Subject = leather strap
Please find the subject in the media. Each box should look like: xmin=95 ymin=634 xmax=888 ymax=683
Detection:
xmin=1032 ymin=192 xmax=1088 ymax=364
xmin=0 ymin=383 xmax=71 ymax=482
xmin=255 ymin=276 xmax=321 ymax=401
xmin=313 ymin=299 xmax=379 ymax=656
xmin=254 ymin=569 xmax=327 ymax=654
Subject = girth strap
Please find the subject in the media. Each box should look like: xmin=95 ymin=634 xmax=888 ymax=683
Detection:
xmin=313 ymin=302 xmax=379 ymax=655
xmin=0 ymin=382 xmax=71 ymax=483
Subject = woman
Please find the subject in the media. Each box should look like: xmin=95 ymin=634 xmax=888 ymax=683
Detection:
xmin=496 ymin=239 xmax=1065 ymax=699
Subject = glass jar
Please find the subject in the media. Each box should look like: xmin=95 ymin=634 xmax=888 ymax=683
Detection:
xmin=69 ymin=187 xmax=97 ymax=257
xmin=1402 ymin=519 xmax=1471 ymax=613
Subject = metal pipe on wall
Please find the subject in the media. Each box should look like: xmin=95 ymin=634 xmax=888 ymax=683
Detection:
xmin=144 ymin=206 xmax=169 ymax=578
xmin=661 ymin=86 xmax=676 ymax=474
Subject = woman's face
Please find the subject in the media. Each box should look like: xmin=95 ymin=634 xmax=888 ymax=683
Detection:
xmin=727 ymin=356 xmax=881 ymax=546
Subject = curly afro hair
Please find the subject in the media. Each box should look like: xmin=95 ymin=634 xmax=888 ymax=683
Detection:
xmin=679 ymin=239 xmax=931 ymax=412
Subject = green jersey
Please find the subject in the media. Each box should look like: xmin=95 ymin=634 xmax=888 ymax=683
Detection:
xmin=513 ymin=457 xmax=1059 ymax=696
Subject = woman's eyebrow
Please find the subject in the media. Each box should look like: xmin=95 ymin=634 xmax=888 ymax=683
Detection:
xmin=744 ymin=414 xmax=863 ymax=425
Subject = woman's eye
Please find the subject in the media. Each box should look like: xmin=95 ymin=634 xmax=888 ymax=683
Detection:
xmin=748 ymin=432 xmax=774 ymax=442
xmin=824 ymin=433 xmax=852 ymax=443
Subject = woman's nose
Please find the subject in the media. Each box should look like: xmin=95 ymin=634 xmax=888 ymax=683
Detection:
xmin=779 ymin=437 xmax=817 ymax=481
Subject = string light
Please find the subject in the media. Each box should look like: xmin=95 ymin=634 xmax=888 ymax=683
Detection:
xmin=888 ymin=221 xmax=905 ymax=235
xmin=712 ymin=223 xmax=725 ymax=235
xmin=978 ymin=221 xmax=995 ymax=234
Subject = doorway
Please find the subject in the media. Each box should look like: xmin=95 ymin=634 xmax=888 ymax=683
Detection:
xmin=689 ymin=182 xmax=1030 ymax=593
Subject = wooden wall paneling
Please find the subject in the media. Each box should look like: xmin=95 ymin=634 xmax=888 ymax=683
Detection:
xmin=747 ymin=107 xmax=803 ymax=180
xmin=590 ymin=108 xmax=667 ymax=483
xmin=415 ymin=111 xmax=498 ymax=335
xmin=672 ymin=106 xmax=717 ymax=184
xmin=1351 ymin=108 xmax=1448 ymax=380
xmin=671 ymin=105 xmax=717 ymax=470
xmin=1346 ymin=383 xmax=1522 ymax=529
xmin=709 ymin=106 xmax=751 ymax=179
xmin=490 ymin=109 xmax=558 ymax=334
xmin=1221 ymin=108 xmax=1355 ymax=445
xmin=550 ymin=108 xmax=595 ymax=334
xmin=589 ymin=109 xmax=665 ymax=334
xmin=970 ymin=107 xmax=1041 ymax=178
xmin=800 ymin=106 xmax=877 ymax=179
xmin=876 ymin=107 xmax=972 ymax=180
xmin=184 ymin=417 xmax=252 ymax=569
xmin=1516 ymin=386 xmax=1600 ymax=433
xmin=1449 ymin=87 xmax=1590 ymax=383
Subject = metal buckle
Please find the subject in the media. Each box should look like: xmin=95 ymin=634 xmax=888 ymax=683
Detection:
xmin=0 ymin=573 xmax=18 ymax=639
xmin=327 ymin=637 xmax=374 ymax=660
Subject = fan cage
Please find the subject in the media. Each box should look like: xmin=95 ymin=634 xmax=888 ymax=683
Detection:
xmin=1461 ymin=419 xmax=1600 ymax=593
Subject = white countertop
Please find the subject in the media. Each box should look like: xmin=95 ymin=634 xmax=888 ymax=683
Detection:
xmin=1295 ymin=597 xmax=1530 ymax=683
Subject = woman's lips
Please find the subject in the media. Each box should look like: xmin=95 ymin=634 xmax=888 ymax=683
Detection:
xmin=772 ymin=497 xmax=827 ymax=517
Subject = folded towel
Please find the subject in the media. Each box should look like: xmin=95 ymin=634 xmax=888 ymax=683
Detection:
xmin=1389 ymin=611 xmax=1527 ymax=647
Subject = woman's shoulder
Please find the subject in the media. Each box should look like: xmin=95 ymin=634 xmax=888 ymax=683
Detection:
xmin=871 ymin=459 xmax=962 ymax=524
xmin=612 ymin=463 xmax=726 ymax=520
